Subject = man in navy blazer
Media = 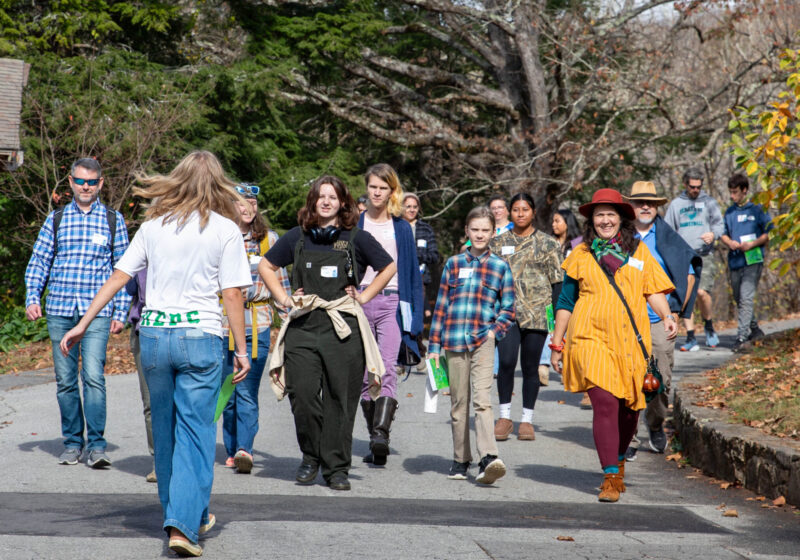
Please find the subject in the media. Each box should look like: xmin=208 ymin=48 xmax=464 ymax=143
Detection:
xmin=626 ymin=181 xmax=701 ymax=457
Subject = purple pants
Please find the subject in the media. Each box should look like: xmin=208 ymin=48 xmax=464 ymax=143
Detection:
xmin=360 ymin=293 xmax=401 ymax=400
xmin=587 ymin=387 xmax=640 ymax=469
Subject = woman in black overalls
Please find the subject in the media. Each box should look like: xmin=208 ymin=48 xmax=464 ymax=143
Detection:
xmin=259 ymin=175 xmax=395 ymax=490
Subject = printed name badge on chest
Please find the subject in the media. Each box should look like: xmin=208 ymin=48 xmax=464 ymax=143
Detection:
xmin=91 ymin=233 xmax=107 ymax=246
xmin=458 ymin=268 xmax=473 ymax=279
xmin=501 ymin=245 xmax=514 ymax=256
xmin=321 ymin=265 xmax=338 ymax=278
xmin=417 ymin=238 xmax=427 ymax=248
xmin=383 ymin=229 xmax=395 ymax=240
xmin=695 ymin=202 xmax=705 ymax=209
xmin=628 ymin=257 xmax=644 ymax=271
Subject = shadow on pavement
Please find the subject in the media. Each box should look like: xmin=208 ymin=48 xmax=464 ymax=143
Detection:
xmin=18 ymin=437 xmax=120 ymax=459
xmin=112 ymin=453 xmax=155 ymax=479
xmin=514 ymin=463 xmax=599 ymax=495
xmin=401 ymin=454 xmax=447 ymax=476
xmin=538 ymin=424 xmax=595 ymax=451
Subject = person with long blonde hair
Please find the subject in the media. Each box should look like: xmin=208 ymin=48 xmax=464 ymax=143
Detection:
xmin=60 ymin=150 xmax=252 ymax=557
xmin=357 ymin=163 xmax=423 ymax=466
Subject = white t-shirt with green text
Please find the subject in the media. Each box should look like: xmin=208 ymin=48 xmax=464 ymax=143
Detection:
xmin=116 ymin=211 xmax=251 ymax=337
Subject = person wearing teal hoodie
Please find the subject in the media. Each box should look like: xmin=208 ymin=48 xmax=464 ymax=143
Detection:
xmin=664 ymin=167 xmax=724 ymax=351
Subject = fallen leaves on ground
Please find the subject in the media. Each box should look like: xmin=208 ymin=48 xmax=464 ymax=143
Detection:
xmin=665 ymin=452 xmax=682 ymax=462
xmin=556 ymin=536 xmax=575 ymax=542
xmin=773 ymin=496 xmax=786 ymax=506
xmin=695 ymin=328 xmax=800 ymax=440
xmin=723 ymin=509 xmax=739 ymax=517
xmin=1 ymin=331 xmax=137 ymax=376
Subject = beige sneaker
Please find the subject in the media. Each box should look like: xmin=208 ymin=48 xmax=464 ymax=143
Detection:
xmin=580 ymin=393 xmax=592 ymax=409
xmin=494 ymin=418 xmax=513 ymax=441
xmin=145 ymin=469 xmax=157 ymax=483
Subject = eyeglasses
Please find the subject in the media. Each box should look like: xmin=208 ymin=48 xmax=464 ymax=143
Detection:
xmin=235 ymin=185 xmax=260 ymax=196
xmin=71 ymin=177 xmax=101 ymax=186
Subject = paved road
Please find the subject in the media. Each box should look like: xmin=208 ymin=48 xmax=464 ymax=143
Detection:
xmin=1 ymin=320 xmax=798 ymax=559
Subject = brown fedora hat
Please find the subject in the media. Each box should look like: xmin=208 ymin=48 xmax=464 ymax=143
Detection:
xmin=625 ymin=181 xmax=668 ymax=206
xmin=578 ymin=188 xmax=635 ymax=220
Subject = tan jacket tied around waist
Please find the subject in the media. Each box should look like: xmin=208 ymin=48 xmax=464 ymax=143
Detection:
xmin=267 ymin=293 xmax=385 ymax=401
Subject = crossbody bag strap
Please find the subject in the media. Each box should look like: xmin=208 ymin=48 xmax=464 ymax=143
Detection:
xmin=592 ymin=255 xmax=650 ymax=363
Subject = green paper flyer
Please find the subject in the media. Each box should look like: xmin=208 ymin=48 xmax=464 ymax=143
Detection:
xmin=426 ymin=356 xmax=449 ymax=391
xmin=214 ymin=373 xmax=235 ymax=423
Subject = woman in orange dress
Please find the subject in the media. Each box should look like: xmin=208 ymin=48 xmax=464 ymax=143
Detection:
xmin=550 ymin=189 xmax=677 ymax=502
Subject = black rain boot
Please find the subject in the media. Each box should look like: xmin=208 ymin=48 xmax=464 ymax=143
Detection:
xmin=360 ymin=399 xmax=375 ymax=463
xmin=370 ymin=396 xmax=398 ymax=466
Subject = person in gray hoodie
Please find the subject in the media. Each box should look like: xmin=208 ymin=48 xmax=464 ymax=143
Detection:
xmin=664 ymin=167 xmax=725 ymax=351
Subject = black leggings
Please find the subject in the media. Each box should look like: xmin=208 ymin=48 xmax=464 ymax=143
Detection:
xmin=496 ymin=323 xmax=547 ymax=409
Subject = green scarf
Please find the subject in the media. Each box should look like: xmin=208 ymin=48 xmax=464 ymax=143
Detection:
xmin=591 ymin=236 xmax=628 ymax=274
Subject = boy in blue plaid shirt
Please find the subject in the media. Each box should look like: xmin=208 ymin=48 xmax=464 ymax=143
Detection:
xmin=25 ymin=158 xmax=130 ymax=468
xmin=428 ymin=206 xmax=515 ymax=484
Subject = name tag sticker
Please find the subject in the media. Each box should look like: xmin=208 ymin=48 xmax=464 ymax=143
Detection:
xmin=249 ymin=255 xmax=262 ymax=265
xmin=628 ymin=257 xmax=644 ymax=271
xmin=382 ymin=230 xmax=395 ymax=240
xmin=306 ymin=262 xmax=313 ymax=268
xmin=695 ymin=202 xmax=705 ymax=209
xmin=458 ymin=268 xmax=473 ymax=279
xmin=91 ymin=233 xmax=107 ymax=246
xmin=501 ymin=246 xmax=515 ymax=255
xmin=417 ymin=239 xmax=427 ymax=248
xmin=321 ymin=266 xmax=338 ymax=278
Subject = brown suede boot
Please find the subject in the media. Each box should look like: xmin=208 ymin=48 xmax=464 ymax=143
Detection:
xmin=617 ymin=460 xmax=627 ymax=492
xmin=494 ymin=418 xmax=513 ymax=441
xmin=517 ymin=422 xmax=535 ymax=441
xmin=598 ymin=473 xmax=624 ymax=502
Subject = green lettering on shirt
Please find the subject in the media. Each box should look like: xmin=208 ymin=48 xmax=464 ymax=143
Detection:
xmin=169 ymin=313 xmax=182 ymax=326
xmin=153 ymin=311 xmax=166 ymax=326
xmin=140 ymin=310 xmax=153 ymax=326
xmin=186 ymin=311 xmax=200 ymax=324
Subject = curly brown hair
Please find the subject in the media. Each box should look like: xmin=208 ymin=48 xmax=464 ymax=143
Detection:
xmin=297 ymin=175 xmax=359 ymax=230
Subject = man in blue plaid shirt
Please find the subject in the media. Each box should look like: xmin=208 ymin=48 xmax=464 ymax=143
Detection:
xmin=25 ymin=158 xmax=131 ymax=468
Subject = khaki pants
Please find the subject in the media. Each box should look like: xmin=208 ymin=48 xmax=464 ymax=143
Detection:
xmin=645 ymin=320 xmax=674 ymax=431
xmin=446 ymin=339 xmax=497 ymax=463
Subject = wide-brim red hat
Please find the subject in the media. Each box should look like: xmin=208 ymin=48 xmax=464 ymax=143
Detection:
xmin=578 ymin=188 xmax=635 ymax=221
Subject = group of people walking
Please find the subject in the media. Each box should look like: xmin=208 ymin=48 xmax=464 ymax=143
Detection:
xmin=25 ymin=153 xmax=772 ymax=555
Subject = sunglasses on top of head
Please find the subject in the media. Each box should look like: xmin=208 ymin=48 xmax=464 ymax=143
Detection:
xmin=235 ymin=185 xmax=260 ymax=196
xmin=71 ymin=177 xmax=101 ymax=186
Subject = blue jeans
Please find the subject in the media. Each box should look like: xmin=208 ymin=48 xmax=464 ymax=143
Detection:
xmin=139 ymin=327 xmax=222 ymax=544
xmin=222 ymin=328 xmax=270 ymax=457
xmin=47 ymin=311 xmax=111 ymax=451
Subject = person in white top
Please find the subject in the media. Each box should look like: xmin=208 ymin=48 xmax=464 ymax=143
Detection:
xmin=357 ymin=163 xmax=423 ymax=467
xmin=59 ymin=151 xmax=252 ymax=558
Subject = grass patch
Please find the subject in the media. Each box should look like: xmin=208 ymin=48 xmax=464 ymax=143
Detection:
xmin=696 ymin=328 xmax=800 ymax=440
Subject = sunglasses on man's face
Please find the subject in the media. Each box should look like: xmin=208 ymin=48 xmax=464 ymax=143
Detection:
xmin=71 ymin=177 xmax=101 ymax=186
xmin=235 ymin=185 xmax=260 ymax=196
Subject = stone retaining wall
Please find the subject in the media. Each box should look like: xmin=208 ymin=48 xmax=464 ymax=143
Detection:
xmin=673 ymin=373 xmax=800 ymax=506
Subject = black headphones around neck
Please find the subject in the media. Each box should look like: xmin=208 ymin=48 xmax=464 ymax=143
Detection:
xmin=308 ymin=225 xmax=341 ymax=244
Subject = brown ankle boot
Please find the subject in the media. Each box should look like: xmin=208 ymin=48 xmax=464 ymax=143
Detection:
xmin=598 ymin=473 xmax=624 ymax=502
xmin=617 ymin=460 xmax=627 ymax=492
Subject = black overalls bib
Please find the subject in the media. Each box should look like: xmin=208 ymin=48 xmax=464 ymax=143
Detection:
xmin=284 ymin=233 xmax=365 ymax=480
